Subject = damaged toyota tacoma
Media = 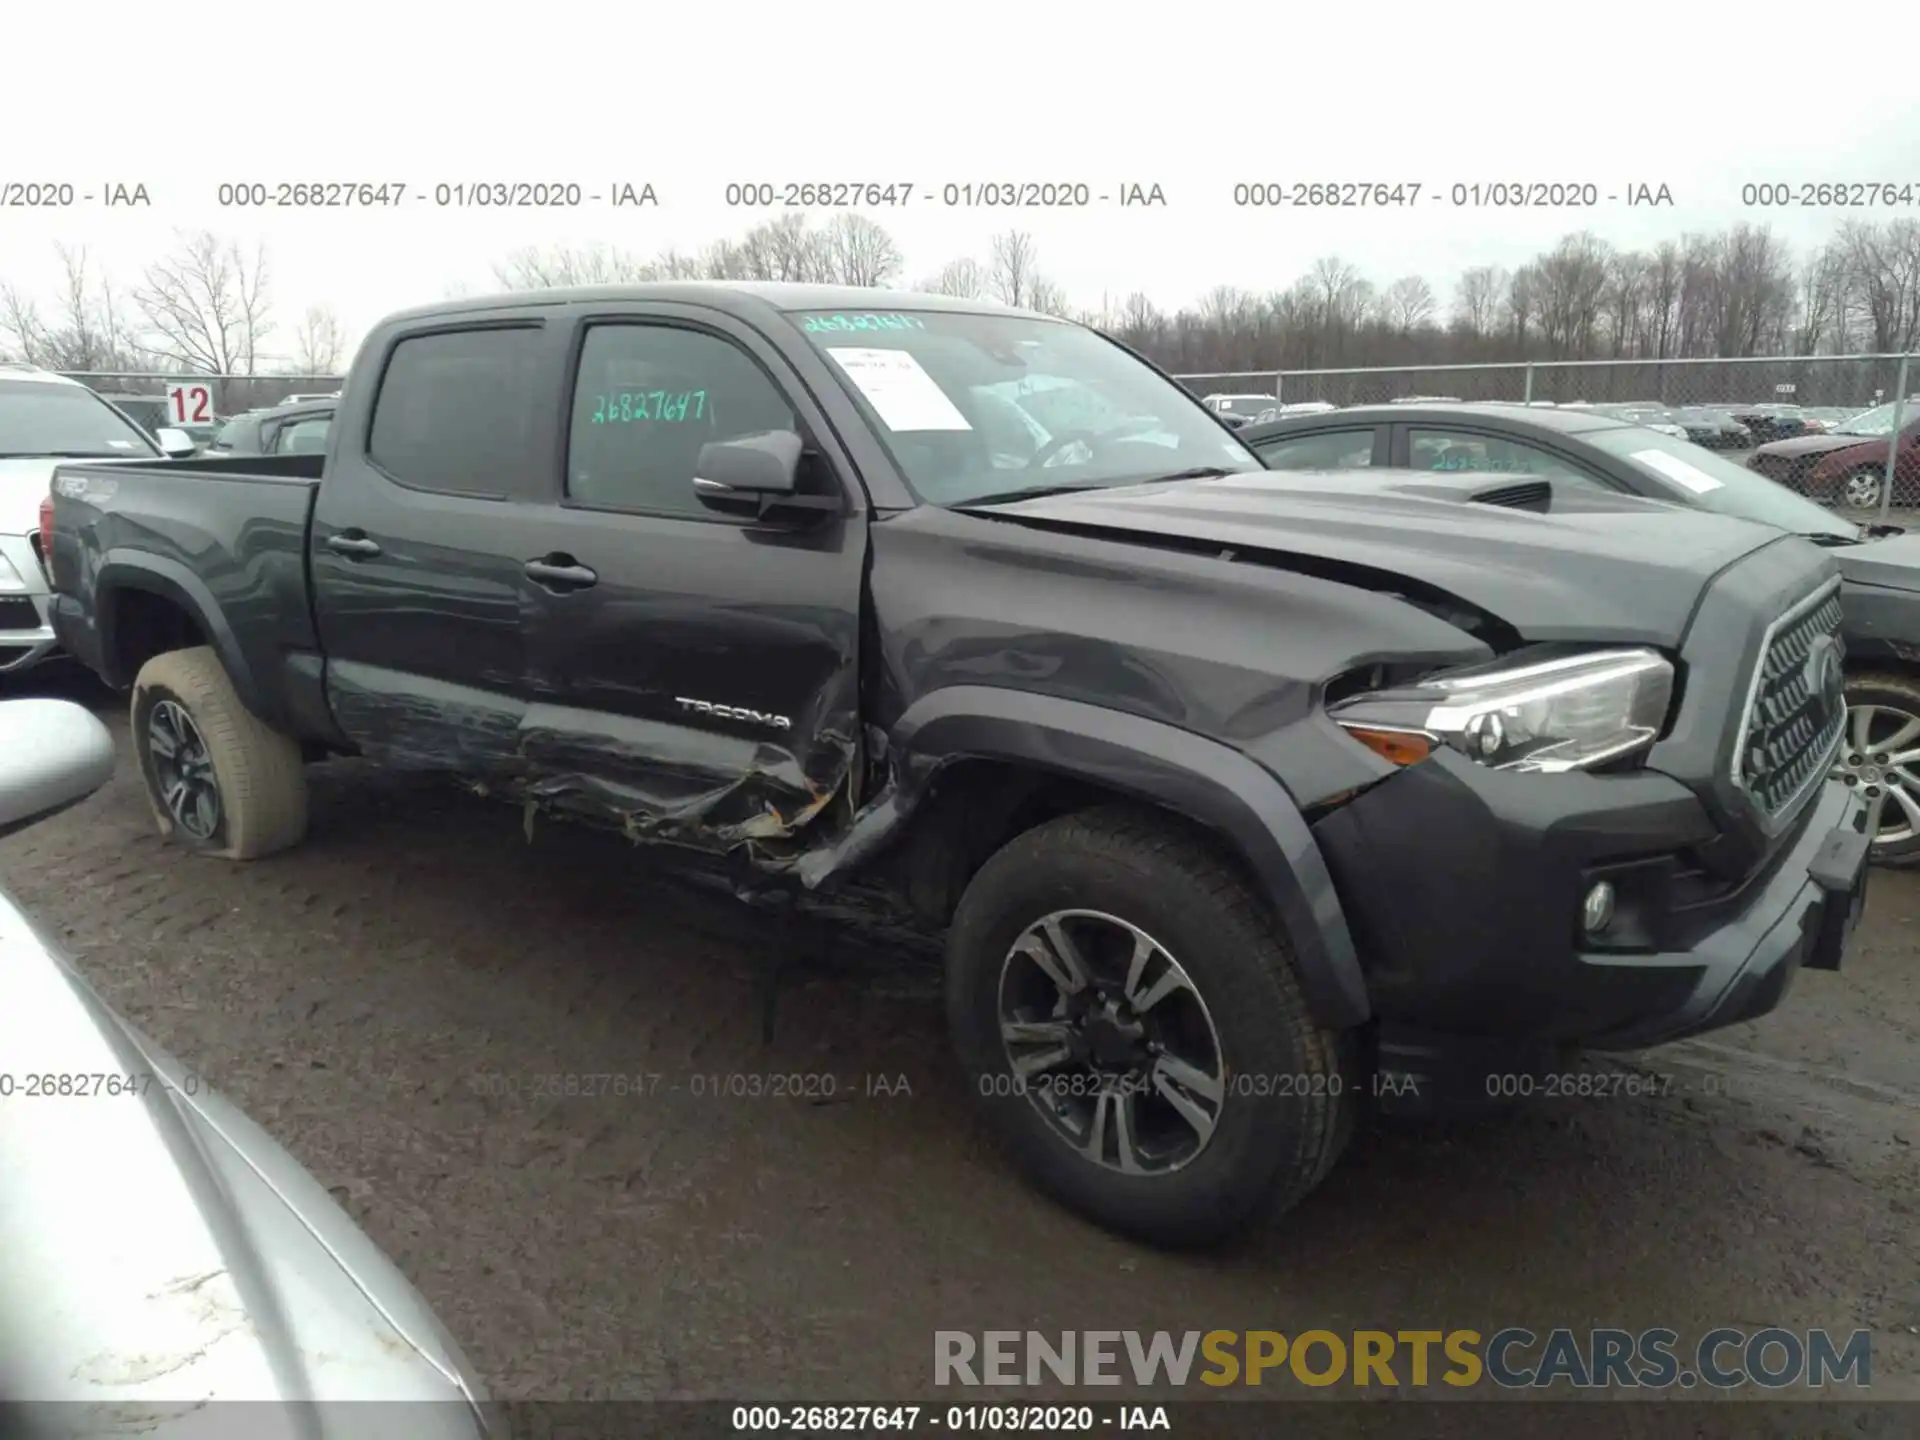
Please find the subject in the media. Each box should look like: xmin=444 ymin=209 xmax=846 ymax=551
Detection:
xmin=47 ymin=283 xmax=1873 ymax=1246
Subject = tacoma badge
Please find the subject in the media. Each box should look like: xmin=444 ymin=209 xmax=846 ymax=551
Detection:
xmin=675 ymin=696 xmax=793 ymax=730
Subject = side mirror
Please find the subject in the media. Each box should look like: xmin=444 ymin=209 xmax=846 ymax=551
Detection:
xmin=0 ymin=700 xmax=115 ymax=841
xmin=155 ymin=427 xmax=197 ymax=458
xmin=691 ymin=431 xmax=841 ymax=522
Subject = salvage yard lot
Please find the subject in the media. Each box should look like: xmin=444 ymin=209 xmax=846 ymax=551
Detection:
xmin=6 ymin=670 xmax=1920 ymax=1409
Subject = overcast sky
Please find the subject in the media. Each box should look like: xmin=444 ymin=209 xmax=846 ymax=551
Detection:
xmin=7 ymin=0 xmax=1918 ymax=362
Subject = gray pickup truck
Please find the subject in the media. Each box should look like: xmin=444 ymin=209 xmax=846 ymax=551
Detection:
xmin=48 ymin=282 xmax=1872 ymax=1245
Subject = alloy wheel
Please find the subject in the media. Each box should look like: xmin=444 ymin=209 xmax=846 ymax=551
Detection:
xmin=997 ymin=909 xmax=1227 ymax=1176
xmin=1842 ymin=469 xmax=1884 ymax=512
xmin=1833 ymin=702 xmax=1920 ymax=847
xmin=147 ymin=699 xmax=222 ymax=841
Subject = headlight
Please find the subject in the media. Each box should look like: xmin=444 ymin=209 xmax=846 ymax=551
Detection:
xmin=1330 ymin=648 xmax=1675 ymax=773
xmin=0 ymin=554 xmax=26 ymax=593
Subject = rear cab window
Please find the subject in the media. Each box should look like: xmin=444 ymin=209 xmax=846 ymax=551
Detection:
xmin=367 ymin=326 xmax=544 ymax=498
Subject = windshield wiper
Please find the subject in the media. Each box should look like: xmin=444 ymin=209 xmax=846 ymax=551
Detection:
xmin=0 ymin=449 xmax=137 ymax=458
xmin=1800 ymin=530 xmax=1864 ymax=547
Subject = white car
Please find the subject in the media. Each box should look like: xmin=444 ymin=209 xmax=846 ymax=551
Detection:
xmin=0 ymin=365 xmax=196 ymax=675
xmin=0 ymin=698 xmax=496 ymax=1438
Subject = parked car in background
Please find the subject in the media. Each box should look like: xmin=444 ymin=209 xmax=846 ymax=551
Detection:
xmin=1591 ymin=403 xmax=1688 ymax=439
xmin=98 ymin=393 xmax=169 ymax=438
xmin=0 ymin=698 xmax=497 ymax=1438
xmin=1671 ymin=407 xmax=1755 ymax=451
xmin=202 ymin=400 xmax=335 ymax=457
xmin=0 ymin=365 xmax=194 ymax=677
xmin=46 ymin=282 xmax=1870 ymax=1244
xmin=1747 ymin=401 xmax=1920 ymax=514
xmin=1733 ymin=403 xmax=1822 ymax=444
xmin=280 ymin=390 xmax=342 ymax=405
xmin=1200 ymin=392 xmax=1279 ymax=426
xmin=1243 ymin=400 xmax=1920 ymax=865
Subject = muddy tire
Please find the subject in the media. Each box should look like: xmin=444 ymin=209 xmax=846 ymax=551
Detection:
xmin=946 ymin=805 xmax=1358 ymax=1248
xmin=131 ymin=646 xmax=308 ymax=860
xmin=1840 ymin=670 xmax=1920 ymax=868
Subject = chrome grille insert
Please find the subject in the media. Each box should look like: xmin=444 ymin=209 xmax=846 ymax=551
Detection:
xmin=1731 ymin=577 xmax=1847 ymax=821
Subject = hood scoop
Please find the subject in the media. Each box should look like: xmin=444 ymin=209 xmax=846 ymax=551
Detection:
xmin=1468 ymin=479 xmax=1553 ymax=511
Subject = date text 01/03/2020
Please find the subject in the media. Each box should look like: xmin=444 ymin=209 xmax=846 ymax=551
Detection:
xmin=721 ymin=182 xmax=1167 ymax=208
xmin=211 ymin=182 xmax=659 ymax=208
xmin=729 ymin=1405 xmax=1172 ymax=1432
xmin=1229 ymin=181 xmax=1676 ymax=208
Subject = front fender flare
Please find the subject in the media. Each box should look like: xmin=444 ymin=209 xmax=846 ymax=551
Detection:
xmin=807 ymin=686 xmax=1370 ymax=1031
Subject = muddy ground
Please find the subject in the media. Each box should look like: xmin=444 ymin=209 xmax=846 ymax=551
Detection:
xmin=4 ymin=669 xmax=1917 ymax=1428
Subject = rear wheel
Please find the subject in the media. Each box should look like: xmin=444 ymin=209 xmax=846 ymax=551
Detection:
xmin=1837 ymin=672 xmax=1920 ymax=867
xmin=131 ymin=646 xmax=309 ymax=860
xmin=946 ymin=806 xmax=1357 ymax=1247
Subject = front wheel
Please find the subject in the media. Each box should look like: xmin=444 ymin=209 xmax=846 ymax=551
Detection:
xmin=945 ymin=806 xmax=1357 ymax=1247
xmin=1838 ymin=466 xmax=1887 ymax=515
xmin=131 ymin=646 xmax=309 ymax=860
xmin=1837 ymin=673 xmax=1920 ymax=868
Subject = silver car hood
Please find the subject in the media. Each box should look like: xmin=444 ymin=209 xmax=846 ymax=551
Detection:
xmin=0 ymin=886 xmax=493 ymax=1438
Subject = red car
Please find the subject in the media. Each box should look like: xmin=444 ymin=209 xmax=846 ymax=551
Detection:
xmin=1747 ymin=400 xmax=1920 ymax=514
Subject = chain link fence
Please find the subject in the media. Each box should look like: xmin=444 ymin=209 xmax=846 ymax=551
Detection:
xmin=1177 ymin=353 xmax=1920 ymax=513
xmin=57 ymin=371 xmax=348 ymax=419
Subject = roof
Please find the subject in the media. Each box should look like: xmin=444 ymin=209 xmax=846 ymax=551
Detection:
xmin=0 ymin=364 xmax=84 ymax=387
xmin=378 ymin=281 xmax=1055 ymax=329
xmin=1242 ymin=400 xmax=1634 ymax=442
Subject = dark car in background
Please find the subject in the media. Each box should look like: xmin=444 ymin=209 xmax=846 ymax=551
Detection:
xmin=1671 ymin=407 xmax=1755 ymax=451
xmin=1242 ymin=400 xmax=1920 ymax=866
xmin=1748 ymin=401 xmax=1920 ymax=514
xmin=203 ymin=400 xmax=335 ymax=457
xmin=1732 ymin=403 xmax=1822 ymax=444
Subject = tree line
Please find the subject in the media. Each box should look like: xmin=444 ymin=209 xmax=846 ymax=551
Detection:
xmin=4 ymin=213 xmax=1918 ymax=383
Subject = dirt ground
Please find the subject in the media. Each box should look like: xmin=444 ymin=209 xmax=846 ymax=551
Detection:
xmin=5 ymin=668 xmax=1919 ymax=1419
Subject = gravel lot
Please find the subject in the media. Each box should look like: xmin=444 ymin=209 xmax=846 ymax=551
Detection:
xmin=5 ymin=667 xmax=1920 ymax=1414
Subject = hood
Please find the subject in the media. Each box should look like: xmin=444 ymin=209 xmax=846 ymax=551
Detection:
xmin=1755 ymin=433 xmax=1878 ymax=459
xmin=1836 ymin=529 xmax=1920 ymax=593
xmin=0 ymin=887 xmax=492 ymax=1437
xmin=0 ymin=454 xmax=156 ymax=538
xmin=973 ymin=470 xmax=1795 ymax=645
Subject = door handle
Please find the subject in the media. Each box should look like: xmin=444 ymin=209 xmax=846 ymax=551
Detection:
xmin=525 ymin=556 xmax=598 ymax=590
xmin=326 ymin=532 xmax=382 ymax=559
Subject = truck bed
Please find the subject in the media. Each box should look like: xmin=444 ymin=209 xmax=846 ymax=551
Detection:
xmin=48 ymin=455 xmax=326 ymax=726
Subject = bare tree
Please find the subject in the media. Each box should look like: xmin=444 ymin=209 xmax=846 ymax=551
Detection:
xmin=1381 ymin=276 xmax=1437 ymax=334
xmin=819 ymin=214 xmax=903 ymax=288
xmin=919 ymin=257 xmax=988 ymax=298
xmin=134 ymin=232 xmax=273 ymax=374
xmin=989 ymin=230 xmax=1040 ymax=308
xmin=0 ymin=245 xmax=145 ymax=370
xmin=291 ymin=304 xmax=347 ymax=374
xmin=494 ymin=242 xmax=657 ymax=288
xmin=1452 ymin=266 xmax=1505 ymax=338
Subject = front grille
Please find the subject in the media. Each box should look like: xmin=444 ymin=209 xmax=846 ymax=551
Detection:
xmin=1732 ymin=580 xmax=1846 ymax=820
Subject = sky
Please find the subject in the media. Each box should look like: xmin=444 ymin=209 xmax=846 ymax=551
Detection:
xmin=4 ymin=0 xmax=1918 ymax=364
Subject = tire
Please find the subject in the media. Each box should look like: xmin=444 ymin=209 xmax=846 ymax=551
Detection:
xmin=1839 ymin=670 xmax=1920 ymax=868
xmin=946 ymin=805 xmax=1358 ymax=1247
xmin=131 ymin=646 xmax=309 ymax=860
xmin=1838 ymin=466 xmax=1886 ymax=515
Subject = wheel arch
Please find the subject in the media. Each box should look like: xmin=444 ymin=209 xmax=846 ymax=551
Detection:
xmin=808 ymin=685 xmax=1371 ymax=1030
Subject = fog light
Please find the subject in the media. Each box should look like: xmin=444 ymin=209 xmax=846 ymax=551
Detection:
xmin=1582 ymin=880 xmax=1616 ymax=934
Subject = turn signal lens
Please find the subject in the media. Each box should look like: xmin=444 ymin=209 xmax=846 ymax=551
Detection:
xmin=1342 ymin=727 xmax=1434 ymax=766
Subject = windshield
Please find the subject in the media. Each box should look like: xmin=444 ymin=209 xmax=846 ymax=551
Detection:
xmin=0 ymin=380 xmax=160 ymax=457
xmin=1836 ymin=401 xmax=1920 ymax=437
xmin=1585 ymin=426 xmax=1856 ymax=538
xmin=792 ymin=309 xmax=1261 ymax=504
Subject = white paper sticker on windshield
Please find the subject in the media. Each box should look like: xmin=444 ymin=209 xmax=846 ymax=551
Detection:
xmin=107 ymin=439 xmax=135 ymax=448
xmin=1632 ymin=448 xmax=1725 ymax=494
xmin=826 ymin=347 xmax=972 ymax=432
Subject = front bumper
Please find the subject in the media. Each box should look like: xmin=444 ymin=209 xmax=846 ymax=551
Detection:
xmin=0 ymin=535 xmax=59 ymax=675
xmin=1312 ymin=748 xmax=1870 ymax=1055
